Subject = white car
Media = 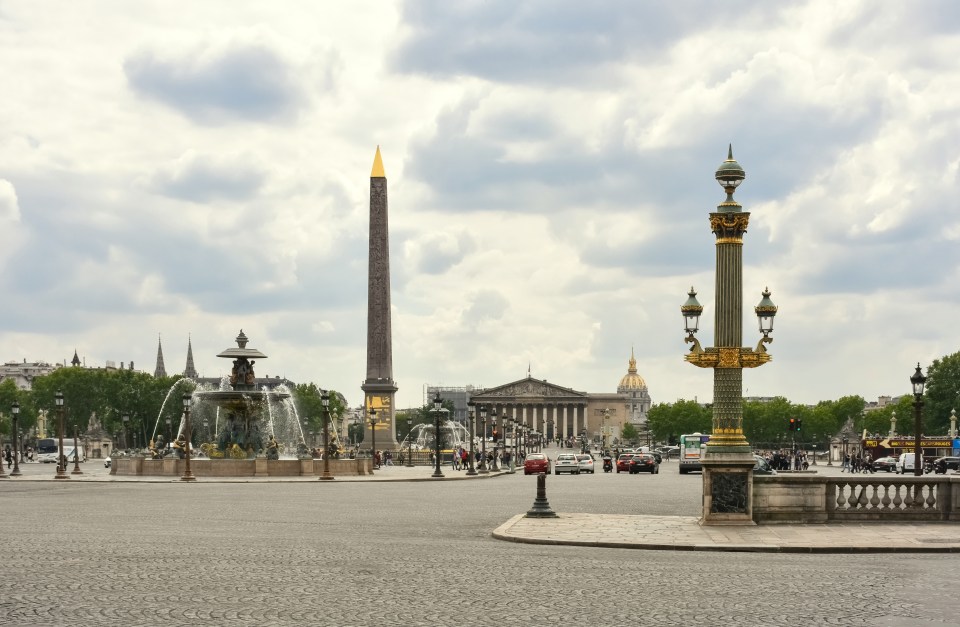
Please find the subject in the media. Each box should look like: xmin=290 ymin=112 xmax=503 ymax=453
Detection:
xmin=554 ymin=453 xmax=581 ymax=475
xmin=576 ymin=453 xmax=595 ymax=474
xmin=104 ymin=456 xmax=111 ymax=468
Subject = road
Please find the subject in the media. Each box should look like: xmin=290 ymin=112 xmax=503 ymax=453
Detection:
xmin=1 ymin=456 xmax=957 ymax=625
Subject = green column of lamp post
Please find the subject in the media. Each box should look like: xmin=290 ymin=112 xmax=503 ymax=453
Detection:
xmin=180 ymin=393 xmax=195 ymax=482
xmin=54 ymin=391 xmax=68 ymax=480
xmin=369 ymin=409 xmax=378 ymax=469
xmin=71 ymin=424 xmax=83 ymax=475
xmin=910 ymin=363 xmax=927 ymax=477
xmin=681 ymin=146 xmax=777 ymax=524
xmin=466 ymin=402 xmax=478 ymax=476
xmin=431 ymin=392 xmax=445 ymax=478
xmin=320 ymin=390 xmax=334 ymax=481
xmin=478 ymin=406 xmax=489 ymax=474
xmin=10 ymin=401 xmax=22 ymax=476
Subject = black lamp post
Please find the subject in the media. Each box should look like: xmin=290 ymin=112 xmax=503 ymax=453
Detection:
xmin=478 ymin=406 xmax=488 ymax=474
xmin=0 ymin=409 xmax=7 ymax=479
xmin=405 ymin=417 xmax=415 ymax=467
xmin=203 ymin=418 xmax=209 ymax=444
xmin=71 ymin=424 xmax=83 ymax=475
xmin=490 ymin=408 xmax=499 ymax=469
xmin=431 ymin=392 xmax=445 ymax=478
xmin=122 ymin=414 xmax=129 ymax=451
xmin=508 ymin=417 xmax=517 ymax=473
xmin=55 ymin=391 xmax=68 ymax=480
xmin=165 ymin=418 xmax=172 ymax=443
xmin=320 ymin=390 xmax=334 ymax=481
xmin=180 ymin=393 xmax=195 ymax=482
xmin=369 ymin=409 xmax=378 ymax=468
xmin=910 ymin=363 xmax=927 ymax=477
xmin=466 ymin=402 xmax=477 ymax=476
xmin=11 ymin=401 xmax=21 ymax=476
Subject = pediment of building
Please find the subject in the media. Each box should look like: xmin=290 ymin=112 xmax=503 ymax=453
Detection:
xmin=473 ymin=377 xmax=586 ymax=400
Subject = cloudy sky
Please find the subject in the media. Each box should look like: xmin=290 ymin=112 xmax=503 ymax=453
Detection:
xmin=2 ymin=1 xmax=959 ymax=412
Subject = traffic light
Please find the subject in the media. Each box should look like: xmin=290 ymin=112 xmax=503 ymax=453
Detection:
xmin=787 ymin=418 xmax=796 ymax=432
xmin=796 ymin=419 xmax=802 ymax=432
xmin=492 ymin=429 xmax=499 ymax=442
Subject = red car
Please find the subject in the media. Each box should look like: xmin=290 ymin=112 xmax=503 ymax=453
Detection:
xmin=615 ymin=454 xmax=634 ymax=473
xmin=524 ymin=453 xmax=550 ymax=475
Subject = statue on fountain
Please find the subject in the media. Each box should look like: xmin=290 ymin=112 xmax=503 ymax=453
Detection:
xmin=150 ymin=435 xmax=167 ymax=459
xmin=172 ymin=434 xmax=187 ymax=459
xmin=265 ymin=435 xmax=280 ymax=460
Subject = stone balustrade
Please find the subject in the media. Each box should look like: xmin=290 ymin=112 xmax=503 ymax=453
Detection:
xmin=754 ymin=474 xmax=960 ymax=523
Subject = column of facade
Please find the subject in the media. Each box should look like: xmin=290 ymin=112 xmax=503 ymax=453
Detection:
xmin=562 ymin=405 xmax=569 ymax=439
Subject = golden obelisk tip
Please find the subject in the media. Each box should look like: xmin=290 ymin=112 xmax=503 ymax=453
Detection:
xmin=371 ymin=146 xmax=386 ymax=178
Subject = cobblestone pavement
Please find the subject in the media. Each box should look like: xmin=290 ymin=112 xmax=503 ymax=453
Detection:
xmin=2 ymin=458 xmax=959 ymax=625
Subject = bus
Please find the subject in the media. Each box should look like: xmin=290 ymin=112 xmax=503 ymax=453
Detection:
xmin=36 ymin=438 xmax=85 ymax=465
xmin=678 ymin=432 xmax=710 ymax=474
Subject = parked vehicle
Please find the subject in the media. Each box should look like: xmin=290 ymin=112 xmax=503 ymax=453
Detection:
xmin=576 ymin=454 xmax=595 ymax=474
xmin=679 ymin=433 xmax=709 ymax=474
xmin=934 ymin=456 xmax=960 ymax=471
xmin=602 ymin=456 xmax=613 ymax=473
xmin=753 ymin=455 xmax=777 ymax=475
xmin=523 ymin=453 xmax=550 ymax=475
xmin=104 ymin=456 xmax=111 ymax=469
xmin=629 ymin=454 xmax=659 ymax=474
xmin=554 ymin=453 xmax=581 ymax=475
xmin=36 ymin=437 xmax=85 ymax=464
xmin=897 ymin=453 xmax=917 ymax=474
xmin=615 ymin=454 xmax=634 ymax=473
xmin=871 ymin=456 xmax=898 ymax=473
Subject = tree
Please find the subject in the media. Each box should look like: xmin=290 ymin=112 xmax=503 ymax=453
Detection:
xmin=924 ymin=351 xmax=960 ymax=434
xmin=647 ymin=400 xmax=710 ymax=443
xmin=620 ymin=422 xmax=639 ymax=443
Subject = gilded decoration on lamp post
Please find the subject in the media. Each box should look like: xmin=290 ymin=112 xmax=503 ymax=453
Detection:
xmin=681 ymin=146 xmax=777 ymax=524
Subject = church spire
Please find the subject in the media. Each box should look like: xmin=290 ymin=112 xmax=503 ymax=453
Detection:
xmin=71 ymin=349 xmax=81 ymax=367
xmin=183 ymin=334 xmax=198 ymax=379
xmin=154 ymin=334 xmax=167 ymax=378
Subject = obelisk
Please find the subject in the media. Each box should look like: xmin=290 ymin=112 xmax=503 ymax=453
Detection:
xmin=361 ymin=146 xmax=398 ymax=452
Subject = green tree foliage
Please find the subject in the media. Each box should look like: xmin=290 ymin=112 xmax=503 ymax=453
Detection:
xmin=0 ymin=378 xmax=21 ymax=435
xmin=620 ymin=422 xmax=639 ymax=443
xmin=924 ymin=350 xmax=960 ymax=434
xmin=647 ymin=399 xmax=711 ymax=443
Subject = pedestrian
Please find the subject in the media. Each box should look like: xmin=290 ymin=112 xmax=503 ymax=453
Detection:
xmin=4 ymin=445 xmax=11 ymax=469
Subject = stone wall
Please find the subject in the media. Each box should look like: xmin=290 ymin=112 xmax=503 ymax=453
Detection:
xmin=111 ymin=456 xmax=373 ymax=477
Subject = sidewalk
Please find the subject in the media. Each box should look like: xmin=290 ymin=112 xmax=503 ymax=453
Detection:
xmin=493 ymin=512 xmax=960 ymax=553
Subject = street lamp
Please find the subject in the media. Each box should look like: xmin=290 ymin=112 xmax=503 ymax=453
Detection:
xmin=432 ymin=392 xmax=445 ymax=478
xmin=10 ymin=401 xmax=22 ymax=476
xmin=320 ymin=390 xmax=334 ymax=481
xmin=910 ymin=363 xmax=927 ymax=477
xmin=369 ymin=409 xmax=378 ymax=469
xmin=71 ymin=423 xmax=84 ymax=475
xmin=55 ymin=391 xmax=68 ymax=480
xmin=165 ymin=418 xmax=172 ymax=443
xmin=122 ymin=414 xmax=130 ymax=451
xmin=680 ymin=146 xmax=776 ymax=525
xmin=478 ymin=405 xmax=489 ymax=474
xmin=203 ymin=418 xmax=209 ymax=444
xmin=508 ymin=417 xmax=517 ymax=473
xmin=466 ymin=402 xmax=477 ymax=476
xmin=180 ymin=393 xmax=195 ymax=482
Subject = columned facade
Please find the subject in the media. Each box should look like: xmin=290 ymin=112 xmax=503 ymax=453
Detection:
xmin=469 ymin=376 xmax=589 ymax=445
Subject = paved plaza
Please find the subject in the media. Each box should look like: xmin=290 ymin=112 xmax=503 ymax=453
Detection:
xmin=2 ymin=458 xmax=959 ymax=625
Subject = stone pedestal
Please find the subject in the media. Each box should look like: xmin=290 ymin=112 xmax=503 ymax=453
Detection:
xmin=701 ymin=451 xmax=756 ymax=526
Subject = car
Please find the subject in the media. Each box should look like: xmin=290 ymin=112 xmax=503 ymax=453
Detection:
xmin=897 ymin=453 xmax=917 ymax=474
xmin=629 ymin=454 xmax=659 ymax=474
xmin=657 ymin=445 xmax=680 ymax=459
xmin=554 ymin=453 xmax=581 ymax=475
xmin=523 ymin=453 xmax=550 ymax=475
xmin=872 ymin=456 xmax=898 ymax=472
xmin=576 ymin=454 xmax=595 ymax=474
xmin=753 ymin=455 xmax=776 ymax=475
xmin=615 ymin=454 xmax=634 ymax=473
xmin=934 ymin=456 xmax=960 ymax=471
xmin=104 ymin=456 xmax=112 ymax=469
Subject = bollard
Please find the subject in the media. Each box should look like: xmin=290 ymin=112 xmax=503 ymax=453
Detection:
xmin=525 ymin=473 xmax=558 ymax=518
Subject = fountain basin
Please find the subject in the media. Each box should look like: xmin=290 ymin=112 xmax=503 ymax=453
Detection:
xmin=111 ymin=456 xmax=373 ymax=477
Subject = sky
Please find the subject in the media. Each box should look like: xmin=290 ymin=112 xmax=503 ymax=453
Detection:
xmin=2 ymin=1 xmax=959 ymax=412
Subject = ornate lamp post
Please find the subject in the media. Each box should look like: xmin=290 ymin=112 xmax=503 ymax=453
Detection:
xmin=203 ymin=419 xmax=209 ymax=445
xmin=478 ymin=405 xmax=489 ymax=474
xmin=369 ymin=409 xmax=378 ymax=468
xmin=910 ymin=363 xmax=926 ymax=477
xmin=10 ymin=401 xmax=22 ymax=476
xmin=0 ymin=408 xmax=7 ymax=479
xmin=466 ymin=402 xmax=478 ymax=476
xmin=55 ymin=391 xmax=68 ymax=480
xmin=405 ymin=416 xmax=415 ymax=468
xmin=320 ymin=390 xmax=334 ymax=481
xmin=681 ymin=146 xmax=776 ymax=525
xmin=431 ymin=392 xmax=445 ymax=478
xmin=71 ymin=424 xmax=83 ymax=475
xmin=508 ymin=418 xmax=517 ymax=473
xmin=122 ymin=414 xmax=130 ymax=451
xmin=180 ymin=393 xmax=196 ymax=482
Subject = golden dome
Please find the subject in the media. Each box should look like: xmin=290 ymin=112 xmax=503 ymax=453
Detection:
xmin=618 ymin=348 xmax=647 ymax=390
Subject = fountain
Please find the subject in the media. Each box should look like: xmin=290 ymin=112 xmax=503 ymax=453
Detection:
xmin=399 ymin=421 xmax=473 ymax=451
xmin=110 ymin=330 xmax=374 ymax=478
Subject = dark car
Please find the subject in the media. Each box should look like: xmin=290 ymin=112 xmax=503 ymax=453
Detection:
xmin=753 ymin=455 xmax=776 ymax=475
xmin=872 ymin=456 xmax=898 ymax=472
xmin=629 ymin=454 xmax=659 ymax=474
xmin=523 ymin=453 xmax=550 ymax=475
xmin=615 ymin=454 xmax=634 ymax=473
xmin=934 ymin=456 xmax=960 ymax=471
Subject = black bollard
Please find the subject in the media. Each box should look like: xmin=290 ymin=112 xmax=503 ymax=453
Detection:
xmin=525 ymin=473 xmax=558 ymax=518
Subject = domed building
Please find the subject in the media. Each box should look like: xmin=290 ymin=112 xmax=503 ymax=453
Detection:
xmin=618 ymin=349 xmax=651 ymax=427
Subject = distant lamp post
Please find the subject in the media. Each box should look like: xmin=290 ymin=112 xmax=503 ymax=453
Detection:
xmin=680 ymin=147 xmax=777 ymax=525
xmin=10 ymin=401 xmax=22 ymax=476
xmin=180 ymin=394 xmax=195 ymax=482
xmin=466 ymin=402 xmax=477 ymax=476
xmin=203 ymin=418 xmax=209 ymax=443
xmin=165 ymin=418 xmax=172 ymax=443
xmin=55 ymin=391 xmax=68 ymax=480
xmin=431 ymin=392 xmax=445 ymax=478
xmin=478 ymin=406 xmax=489 ymax=474
xmin=910 ymin=363 xmax=926 ymax=477
xmin=319 ymin=390 xmax=334 ymax=481
xmin=122 ymin=414 xmax=130 ymax=451
xmin=0 ymin=408 xmax=7 ymax=479
xmin=71 ymin=424 xmax=83 ymax=475
xmin=369 ymin=409 xmax=378 ymax=468
xmin=509 ymin=418 xmax=517 ymax=473
xmin=405 ymin=416 xmax=415 ymax=468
